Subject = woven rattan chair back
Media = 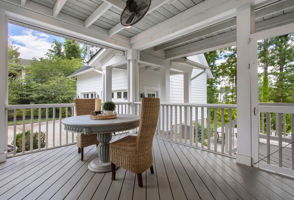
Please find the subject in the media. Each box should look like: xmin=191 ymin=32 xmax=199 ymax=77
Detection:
xmin=74 ymin=99 xmax=100 ymax=116
xmin=136 ymin=98 xmax=160 ymax=152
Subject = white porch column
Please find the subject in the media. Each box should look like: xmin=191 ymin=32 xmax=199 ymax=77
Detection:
xmin=160 ymin=65 xmax=170 ymax=102
xmin=236 ymin=2 xmax=255 ymax=166
xmin=102 ymin=67 xmax=112 ymax=102
xmin=0 ymin=10 xmax=8 ymax=163
xmin=127 ymin=50 xmax=139 ymax=103
xmin=183 ymin=72 xmax=191 ymax=103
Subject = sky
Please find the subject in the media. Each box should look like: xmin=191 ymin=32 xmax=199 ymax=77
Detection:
xmin=8 ymin=23 xmax=64 ymax=60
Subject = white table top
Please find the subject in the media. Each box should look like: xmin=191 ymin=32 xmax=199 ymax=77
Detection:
xmin=62 ymin=114 xmax=140 ymax=134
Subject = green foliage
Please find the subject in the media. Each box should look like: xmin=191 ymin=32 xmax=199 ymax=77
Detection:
xmin=8 ymin=45 xmax=24 ymax=79
xmin=205 ymin=51 xmax=219 ymax=104
xmin=205 ymin=47 xmax=237 ymax=104
xmin=13 ymin=130 xmax=46 ymax=152
xmin=103 ymin=102 xmax=116 ymax=111
xmin=64 ymin=40 xmax=83 ymax=60
xmin=8 ymin=42 xmax=83 ymax=105
xmin=47 ymin=40 xmax=63 ymax=58
xmin=258 ymin=34 xmax=294 ymax=103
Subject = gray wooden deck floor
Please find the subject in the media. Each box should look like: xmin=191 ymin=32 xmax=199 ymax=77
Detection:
xmin=0 ymin=137 xmax=293 ymax=200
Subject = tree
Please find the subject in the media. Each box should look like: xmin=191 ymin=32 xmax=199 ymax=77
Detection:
xmin=8 ymin=45 xmax=24 ymax=79
xmin=64 ymin=39 xmax=83 ymax=60
xmin=47 ymin=39 xmax=84 ymax=60
xmin=215 ymin=47 xmax=237 ymax=104
xmin=24 ymin=57 xmax=82 ymax=103
xmin=258 ymin=39 xmax=274 ymax=102
xmin=47 ymin=40 xmax=64 ymax=58
xmin=204 ymin=51 xmax=219 ymax=104
xmin=269 ymin=34 xmax=294 ymax=103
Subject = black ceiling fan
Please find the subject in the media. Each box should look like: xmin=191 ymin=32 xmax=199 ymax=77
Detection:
xmin=120 ymin=0 xmax=151 ymax=27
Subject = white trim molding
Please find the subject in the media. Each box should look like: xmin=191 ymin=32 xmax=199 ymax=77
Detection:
xmin=0 ymin=10 xmax=8 ymax=163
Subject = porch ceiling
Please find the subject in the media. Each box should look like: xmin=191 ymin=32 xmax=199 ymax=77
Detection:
xmin=1 ymin=0 xmax=288 ymax=53
xmin=153 ymin=0 xmax=294 ymax=59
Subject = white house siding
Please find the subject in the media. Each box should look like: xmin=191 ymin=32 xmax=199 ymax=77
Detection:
xmin=112 ymin=69 xmax=128 ymax=91
xmin=139 ymin=69 xmax=161 ymax=97
xmin=77 ymin=72 xmax=102 ymax=99
xmin=170 ymin=74 xmax=184 ymax=103
xmin=190 ymin=68 xmax=207 ymax=104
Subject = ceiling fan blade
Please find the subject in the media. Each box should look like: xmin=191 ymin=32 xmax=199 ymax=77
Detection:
xmin=126 ymin=13 xmax=136 ymax=24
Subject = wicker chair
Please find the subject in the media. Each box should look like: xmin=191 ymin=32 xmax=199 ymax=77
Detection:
xmin=75 ymin=99 xmax=100 ymax=161
xmin=110 ymin=98 xmax=160 ymax=187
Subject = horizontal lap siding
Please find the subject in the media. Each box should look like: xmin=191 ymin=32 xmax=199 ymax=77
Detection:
xmin=77 ymin=73 xmax=102 ymax=99
xmin=170 ymin=74 xmax=184 ymax=103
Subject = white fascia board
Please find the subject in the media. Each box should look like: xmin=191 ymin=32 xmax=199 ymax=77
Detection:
xmin=131 ymin=0 xmax=238 ymax=50
xmin=68 ymin=68 xmax=100 ymax=78
xmin=88 ymin=49 xmax=107 ymax=66
xmin=206 ymin=69 xmax=214 ymax=79
xmin=1 ymin=0 xmax=130 ymax=50
xmin=101 ymin=54 xmax=126 ymax=68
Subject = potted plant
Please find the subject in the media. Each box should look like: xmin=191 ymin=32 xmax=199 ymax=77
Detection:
xmin=103 ymin=101 xmax=116 ymax=114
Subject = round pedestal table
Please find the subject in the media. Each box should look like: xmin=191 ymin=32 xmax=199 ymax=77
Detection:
xmin=62 ymin=114 xmax=140 ymax=173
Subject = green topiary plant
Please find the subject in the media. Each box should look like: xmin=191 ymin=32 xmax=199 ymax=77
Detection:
xmin=103 ymin=101 xmax=116 ymax=111
xmin=13 ymin=130 xmax=46 ymax=152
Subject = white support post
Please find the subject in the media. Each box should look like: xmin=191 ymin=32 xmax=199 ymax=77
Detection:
xmin=102 ymin=67 xmax=112 ymax=102
xmin=183 ymin=72 xmax=191 ymax=103
xmin=236 ymin=1 xmax=256 ymax=166
xmin=160 ymin=64 xmax=170 ymax=103
xmin=127 ymin=49 xmax=139 ymax=103
xmin=0 ymin=10 xmax=8 ymax=163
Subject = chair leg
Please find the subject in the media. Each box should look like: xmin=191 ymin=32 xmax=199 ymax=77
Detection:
xmin=150 ymin=165 xmax=154 ymax=174
xmin=80 ymin=148 xmax=84 ymax=161
xmin=137 ymin=173 xmax=143 ymax=187
xmin=111 ymin=163 xmax=116 ymax=180
xmin=78 ymin=147 xmax=81 ymax=154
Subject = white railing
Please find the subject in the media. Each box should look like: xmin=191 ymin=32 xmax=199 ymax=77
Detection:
xmin=5 ymin=102 xmax=237 ymax=158
xmin=6 ymin=103 xmax=75 ymax=157
xmin=258 ymin=103 xmax=294 ymax=173
xmin=134 ymin=102 xmax=237 ymax=157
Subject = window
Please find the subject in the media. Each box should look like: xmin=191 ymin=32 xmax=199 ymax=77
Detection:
xmin=147 ymin=93 xmax=156 ymax=98
xmin=112 ymin=92 xmax=114 ymax=98
xmin=117 ymin=92 xmax=122 ymax=99
xmin=82 ymin=92 xmax=97 ymax=99
xmin=123 ymin=92 xmax=128 ymax=99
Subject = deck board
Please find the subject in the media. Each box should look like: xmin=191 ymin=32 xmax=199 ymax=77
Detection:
xmin=0 ymin=137 xmax=293 ymax=200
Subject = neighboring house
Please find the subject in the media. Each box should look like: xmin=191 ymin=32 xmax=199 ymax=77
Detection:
xmin=69 ymin=49 xmax=212 ymax=104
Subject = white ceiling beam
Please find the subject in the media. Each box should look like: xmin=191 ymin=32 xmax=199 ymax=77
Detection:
xmin=165 ymin=9 xmax=294 ymax=59
xmin=154 ymin=0 xmax=294 ymax=51
xmin=130 ymin=0 xmax=238 ymax=50
xmin=166 ymin=30 xmax=236 ymax=59
xmin=1 ymin=0 xmax=130 ymax=50
xmin=173 ymin=58 xmax=210 ymax=69
xmin=108 ymin=0 xmax=171 ymax=36
xmin=85 ymin=2 xmax=111 ymax=28
xmin=154 ymin=18 xmax=236 ymax=51
xmin=103 ymin=0 xmax=124 ymax=11
xmin=139 ymin=52 xmax=169 ymax=68
xmin=53 ymin=0 xmax=68 ymax=17
xmin=21 ymin=0 xmax=27 ymax=7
